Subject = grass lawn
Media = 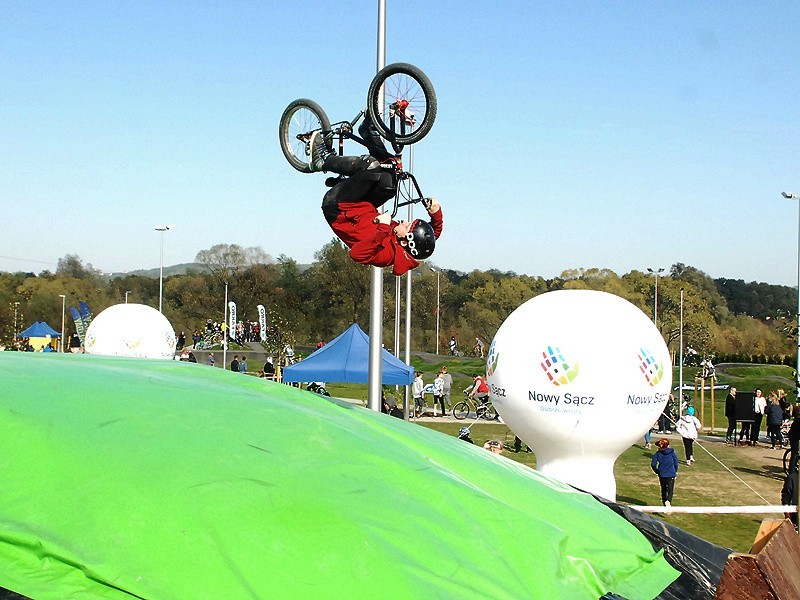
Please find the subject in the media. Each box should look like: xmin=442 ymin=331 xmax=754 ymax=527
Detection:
xmin=326 ymin=357 xmax=796 ymax=554
xmin=418 ymin=420 xmax=787 ymax=553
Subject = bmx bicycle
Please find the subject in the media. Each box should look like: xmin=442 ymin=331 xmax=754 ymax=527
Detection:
xmin=452 ymin=392 xmax=497 ymax=421
xmin=279 ymin=63 xmax=437 ymax=218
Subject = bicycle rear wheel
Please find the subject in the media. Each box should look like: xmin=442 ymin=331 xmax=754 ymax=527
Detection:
xmin=453 ymin=401 xmax=470 ymax=420
xmin=279 ymin=98 xmax=331 ymax=173
xmin=480 ymin=404 xmax=497 ymax=420
xmin=367 ymin=63 xmax=436 ymax=145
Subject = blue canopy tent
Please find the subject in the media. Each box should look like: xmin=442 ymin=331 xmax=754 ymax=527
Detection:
xmin=282 ymin=324 xmax=414 ymax=385
xmin=16 ymin=321 xmax=61 ymax=338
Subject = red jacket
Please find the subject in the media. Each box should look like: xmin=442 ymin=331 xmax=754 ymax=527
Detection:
xmin=329 ymin=201 xmax=443 ymax=276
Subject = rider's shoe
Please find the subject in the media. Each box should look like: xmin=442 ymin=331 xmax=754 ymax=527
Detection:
xmin=309 ymin=131 xmax=332 ymax=172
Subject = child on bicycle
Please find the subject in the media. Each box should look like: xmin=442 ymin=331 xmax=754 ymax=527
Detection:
xmin=308 ymin=116 xmax=443 ymax=276
xmin=464 ymin=374 xmax=490 ymax=405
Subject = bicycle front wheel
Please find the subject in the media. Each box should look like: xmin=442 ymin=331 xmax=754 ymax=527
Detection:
xmin=453 ymin=401 xmax=470 ymax=420
xmin=367 ymin=63 xmax=436 ymax=145
xmin=279 ymin=98 xmax=331 ymax=173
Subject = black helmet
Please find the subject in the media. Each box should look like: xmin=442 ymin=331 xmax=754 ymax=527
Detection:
xmin=404 ymin=219 xmax=436 ymax=260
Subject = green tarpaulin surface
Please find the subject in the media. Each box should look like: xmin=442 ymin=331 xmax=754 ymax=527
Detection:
xmin=0 ymin=353 xmax=679 ymax=598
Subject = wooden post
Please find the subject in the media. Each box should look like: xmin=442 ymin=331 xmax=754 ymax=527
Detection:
xmin=710 ymin=376 xmax=715 ymax=435
xmin=700 ymin=376 xmax=706 ymax=432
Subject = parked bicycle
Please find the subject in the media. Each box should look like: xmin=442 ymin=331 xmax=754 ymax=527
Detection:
xmin=279 ymin=63 xmax=437 ymax=218
xmin=453 ymin=392 xmax=497 ymax=421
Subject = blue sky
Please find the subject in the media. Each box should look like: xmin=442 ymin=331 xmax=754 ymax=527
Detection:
xmin=2 ymin=2 xmax=799 ymax=285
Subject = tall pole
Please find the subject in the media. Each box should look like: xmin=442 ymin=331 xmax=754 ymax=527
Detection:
xmin=13 ymin=301 xmax=19 ymax=346
xmin=59 ymin=294 xmax=66 ymax=352
xmin=367 ymin=0 xmax=386 ymax=412
xmin=125 ymin=291 xmax=131 ymax=304
xmin=647 ymin=267 xmax=664 ymax=327
xmin=155 ymin=225 xmax=173 ymax=313
xmin=431 ymin=268 xmax=440 ymax=354
xmin=679 ymin=288 xmax=684 ymax=416
xmin=782 ymin=192 xmax=800 ymax=400
xmin=403 ymin=143 xmax=415 ymax=420
xmin=222 ymin=282 xmax=228 ymax=369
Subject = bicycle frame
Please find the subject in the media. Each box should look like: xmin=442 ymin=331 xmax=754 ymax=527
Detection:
xmin=322 ymin=110 xmax=427 ymax=219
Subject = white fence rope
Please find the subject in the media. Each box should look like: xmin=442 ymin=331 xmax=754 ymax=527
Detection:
xmin=633 ymin=505 xmax=797 ymax=514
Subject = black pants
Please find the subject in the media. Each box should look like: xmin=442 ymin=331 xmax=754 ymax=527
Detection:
xmin=739 ymin=422 xmax=751 ymax=442
xmin=682 ymin=437 xmax=694 ymax=462
xmin=767 ymin=424 xmax=782 ymax=448
xmin=658 ymin=414 xmax=671 ymax=432
xmin=435 ymin=394 xmax=446 ymax=416
xmin=659 ymin=477 xmax=675 ymax=504
xmin=750 ymin=414 xmax=763 ymax=442
xmin=321 ymin=155 xmax=396 ymax=224
xmin=726 ymin=416 xmax=737 ymax=440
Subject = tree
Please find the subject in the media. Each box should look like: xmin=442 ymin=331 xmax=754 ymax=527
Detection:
xmin=195 ymin=244 xmax=273 ymax=286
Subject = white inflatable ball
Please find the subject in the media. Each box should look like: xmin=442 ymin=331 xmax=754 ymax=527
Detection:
xmin=85 ymin=304 xmax=176 ymax=360
xmin=487 ymin=290 xmax=671 ymax=501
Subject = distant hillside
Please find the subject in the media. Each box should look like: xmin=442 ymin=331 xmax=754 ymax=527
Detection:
xmin=113 ymin=262 xmax=312 ymax=279
xmin=118 ymin=263 xmax=208 ymax=278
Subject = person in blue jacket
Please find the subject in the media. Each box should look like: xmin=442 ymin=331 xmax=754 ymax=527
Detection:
xmin=651 ymin=438 xmax=679 ymax=507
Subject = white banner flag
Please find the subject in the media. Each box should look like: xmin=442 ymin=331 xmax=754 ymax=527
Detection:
xmin=228 ymin=301 xmax=237 ymax=338
xmin=257 ymin=304 xmax=267 ymax=342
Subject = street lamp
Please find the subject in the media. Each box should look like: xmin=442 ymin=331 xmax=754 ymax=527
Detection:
xmin=430 ymin=267 xmax=440 ymax=355
xmin=646 ymin=267 xmax=665 ymax=327
xmin=781 ymin=191 xmax=800 ymax=398
xmin=58 ymin=294 xmax=66 ymax=352
xmin=125 ymin=290 xmax=131 ymax=304
xmin=155 ymin=225 xmax=175 ymax=313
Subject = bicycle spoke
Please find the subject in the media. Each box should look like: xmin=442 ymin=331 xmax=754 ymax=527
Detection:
xmin=379 ymin=73 xmax=428 ymax=135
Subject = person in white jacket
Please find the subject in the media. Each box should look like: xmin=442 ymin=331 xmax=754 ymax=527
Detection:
xmin=676 ymin=406 xmax=702 ymax=465
xmin=412 ymin=372 xmax=425 ymax=417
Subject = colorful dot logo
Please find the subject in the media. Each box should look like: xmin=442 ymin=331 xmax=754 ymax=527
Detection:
xmin=486 ymin=340 xmax=500 ymax=377
xmin=540 ymin=345 xmax=579 ymax=386
xmin=638 ymin=347 xmax=663 ymax=387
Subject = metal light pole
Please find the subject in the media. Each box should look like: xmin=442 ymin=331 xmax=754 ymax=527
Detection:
xmin=125 ymin=290 xmax=131 ymax=304
xmin=782 ymin=191 xmax=800 ymax=398
xmin=367 ymin=0 xmax=386 ymax=411
xmin=222 ymin=282 xmax=228 ymax=369
xmin=646 ymin=267 xmax=665 ymax=327
xmin=155 ymin=224 xmax=174 ymax=313
xmin=403 ymin=143 xmax=415 ymax=420
xmin=59 ymin=294 xmax=66 ymax=352
xmin=430 ymin=267 xmax=440 ymax=354
xmin=679 ymin=288 xmax=684 ymax=416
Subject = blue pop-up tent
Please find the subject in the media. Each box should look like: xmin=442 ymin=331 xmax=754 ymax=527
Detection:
xmin=16 ymin=321 xmax=61 ymax=338
xmin=282 ymin=324 xmax=414 ymax=385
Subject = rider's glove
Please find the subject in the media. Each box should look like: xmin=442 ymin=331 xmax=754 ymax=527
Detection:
xmin=424 ymin=196 xmax=440 ymax=214
xmin=374 ymin=212 xmax=392 ymax=225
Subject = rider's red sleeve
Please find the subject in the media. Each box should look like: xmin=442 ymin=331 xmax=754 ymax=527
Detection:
xmin=428 ymin=206 xmax=443 ymax=239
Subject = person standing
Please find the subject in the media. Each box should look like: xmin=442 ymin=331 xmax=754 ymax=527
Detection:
xmin=207 ymin=352 xmax=215 ymax=367
xmin=676 ymin=406 xmax=701 ymax=465
xmin=750 ymin=388 xmax=767 ymax=445
xmin=440 ymin=365 xmax=453 ymax=415
xmin=651 ymin=438 xmax=679 ymax=507
xmin=238 ymin=356 xmax=248 ymax=374
xmin=787 ymin=405 xmax=800 ymax=473
xmin=412 ymin=371 xmax=425 ymax=417
xmin=725 ymin=387 xmax=737 ymax=444
xmin=449 ymin=336 xmax=457 ymax=356
xmin=230 ymin=355 xmax=239 ymax=372
xmin=766 ymin=393 xmax=784 ymax=449
xmin=782 ymin=465 xmax=798 ymax=528
xmin=433 ymin=371 xmax=446 ymax=417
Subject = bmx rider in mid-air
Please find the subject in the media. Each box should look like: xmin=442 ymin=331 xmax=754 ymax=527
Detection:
xmin=308 ymin=117 xmax=443 ymax=276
